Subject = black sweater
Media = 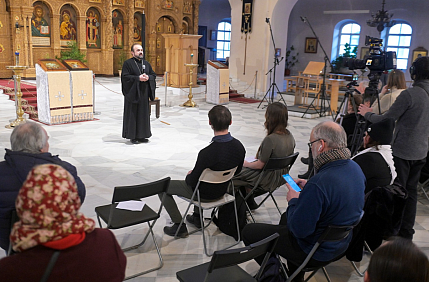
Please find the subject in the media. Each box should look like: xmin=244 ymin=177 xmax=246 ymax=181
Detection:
xmin=185 ymin=134 xmax=245 ymax=199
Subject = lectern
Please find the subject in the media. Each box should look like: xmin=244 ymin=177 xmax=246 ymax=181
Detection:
xmin=207 ymin=60 xmax=229 ymax=105
xmin=162 ymin=34 xmax=202 ymax=87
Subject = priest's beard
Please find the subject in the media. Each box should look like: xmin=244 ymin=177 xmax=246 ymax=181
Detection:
xmin=133 ymin=54 xmax=143 ymax=60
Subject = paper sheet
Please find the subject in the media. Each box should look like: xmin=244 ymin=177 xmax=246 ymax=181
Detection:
xmin=245 ymin=156 xmax=257 ymax=163
xmin=116 ymin=200 xmax=146 ymax=211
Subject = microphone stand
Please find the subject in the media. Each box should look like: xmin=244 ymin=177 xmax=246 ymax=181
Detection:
xmin=301 ymin=16 xmax=334 ymax=118
xmin=257 ymin=18 xmax=286 ymax=108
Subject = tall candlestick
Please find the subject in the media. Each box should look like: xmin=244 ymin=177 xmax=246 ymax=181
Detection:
xmin=15 ymin=51 xmax=19 ymax=66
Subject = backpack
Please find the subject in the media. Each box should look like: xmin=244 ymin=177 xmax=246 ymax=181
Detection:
xmin=213 ymin=194 xmax=247 ymax=240
xmin=257 ymin=256 xmax=286 ymax=282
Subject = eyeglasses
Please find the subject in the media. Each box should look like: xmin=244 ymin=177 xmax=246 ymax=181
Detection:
xmin=307 ymin=138 xmax=322 ymax=149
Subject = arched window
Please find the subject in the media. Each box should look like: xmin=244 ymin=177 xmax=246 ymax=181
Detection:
xmin=338 ymin=23 xmax=360 ymax=56
xmin=216 ymin=21 xmax=231 ymax=60
xmin=386 ymin=23 xmax=412 ymax=69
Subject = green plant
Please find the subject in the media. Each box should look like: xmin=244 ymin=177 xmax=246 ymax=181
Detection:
xmin=331 ymin=43 xmax=357 ymax=73
xmin=118 ymin=50 xmax=128 ymax=70
xmin=285 ymin=45 xmax=299 ymax=70
xmin=56 ymin=41 xmax=87 ymax=63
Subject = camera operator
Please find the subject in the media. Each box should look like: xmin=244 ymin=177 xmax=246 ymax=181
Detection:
xmin=358 ymin=56 xmax=429 ymax=240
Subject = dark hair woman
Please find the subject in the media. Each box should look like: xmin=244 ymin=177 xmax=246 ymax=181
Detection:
xmin=233 ymin=102 xmax=295 ymax=209
xmin=372 ymin=69 xmax=407 ymax=114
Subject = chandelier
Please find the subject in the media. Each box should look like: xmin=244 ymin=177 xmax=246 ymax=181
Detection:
xmin=366 ymin=0 xmax=395 ymax=32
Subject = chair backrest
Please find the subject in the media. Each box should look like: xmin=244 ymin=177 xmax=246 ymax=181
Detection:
xmin=317 ymin=211 xmax=364 ymax=244
xmin=112 ymin=177 xmax=171 ymax=203
xmin=264 ymin=152 xmax=299 ymax=172
xmin=7 ymin=210 xmax=19 ymax=256
xmin=207 ymin=233 xmax=279 ymax=273
xmin=198 ymin=167 xmax=237 ymax=184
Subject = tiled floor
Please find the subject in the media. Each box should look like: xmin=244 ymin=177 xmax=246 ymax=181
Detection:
xmin=0 ymin=77 xmax=428 ymax=281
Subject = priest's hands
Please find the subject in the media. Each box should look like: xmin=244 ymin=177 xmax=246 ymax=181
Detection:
xmin=139 ymin=74 xmax=149 ymax=81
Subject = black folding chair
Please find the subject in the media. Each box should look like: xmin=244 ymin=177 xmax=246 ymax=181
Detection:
xmin=94 ymin=177 xmax=170 ymax=280
xmin=7 ymin=210 xmax=19 ymax=256
xmin=240 ymin=152 xmax=299 ymax=222
xmin=284 ymin=212 xmax=364 ymax=282
xmin=176 ymin=233 xmax=279 ymax=282
xmin=175 ymin=167 xmax=239 ymax=256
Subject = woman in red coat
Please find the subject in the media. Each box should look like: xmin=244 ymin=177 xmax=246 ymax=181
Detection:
xmin=0 ymin=164 xmax=126 ymax=282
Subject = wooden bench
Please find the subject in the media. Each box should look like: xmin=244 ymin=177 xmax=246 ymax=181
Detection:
xmin=149 ymin=99 xmax=160 ymax=118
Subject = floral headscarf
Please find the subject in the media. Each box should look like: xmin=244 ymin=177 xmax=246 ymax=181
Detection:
xmin=11 ymin=164 xmax=95 ymax=252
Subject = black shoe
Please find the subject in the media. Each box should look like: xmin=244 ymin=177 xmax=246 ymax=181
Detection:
xmin=163 ymin=223 xmax=188 ymax=238
xmin=137 ymin=138 xmax=149 ymax=143
xmin=186 ymin=213 xmax=202 ymax=228
xmin=130 ymin=139 xmax=139 ymax=144
xmin=300 ymin=157 xmax=309 ymax=165
xmin=298 ymin=170 xmax=310 ymax=179
xmin=246 ymin=194 xmax=259 ymax=210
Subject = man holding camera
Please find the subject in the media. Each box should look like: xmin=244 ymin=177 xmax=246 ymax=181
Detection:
xmin=358 ymin=56 xmax=429 ymax=240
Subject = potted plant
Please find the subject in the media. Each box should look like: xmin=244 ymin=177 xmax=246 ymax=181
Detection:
xmin=118 ymin=50 xmax=128 ymax=77
xmin=285 ymin=45 xmax=299 ymax=76
xmin=56 ymin=41 xmax=87 ymax=63
xmin=331 ymin=43 xmax=357 ymax=74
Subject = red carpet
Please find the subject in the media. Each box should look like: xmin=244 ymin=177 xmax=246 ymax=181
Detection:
xmin=0 ymin=79 xmax=38 ymax=119
xmin=229 ymin=97 xmax=261 ymax=104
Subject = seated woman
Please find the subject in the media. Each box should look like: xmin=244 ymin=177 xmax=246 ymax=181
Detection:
xmin=352 ymin=118 xmax=397 ymax=193
xmin=365 ymin=237 xmax=429 ymax=282
xmin=371 ymin=69 xmax=407 ymax=114
xmin=0 ymin=164 xmax=126 ymax=282
xmin=233 ymin=102 xmax=295 ymax=209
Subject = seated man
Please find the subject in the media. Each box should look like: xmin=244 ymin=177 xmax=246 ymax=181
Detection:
xmin=161 ymin=105 xmax=246 ymax=237
xmin=0 ymin=122 xmax=86 ymax=252
xmin=242 ymin=121 xmax=365 ymax=282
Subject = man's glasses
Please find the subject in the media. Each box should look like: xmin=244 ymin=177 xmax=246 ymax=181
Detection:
xmin=308 ymin=138 xmax=322 ymax=149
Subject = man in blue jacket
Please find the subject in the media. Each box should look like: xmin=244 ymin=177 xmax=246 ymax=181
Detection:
xmin=0 ymin=122 xmax=86 ymax=252
xmin=242 ymin=121 xmax=365 ymax=282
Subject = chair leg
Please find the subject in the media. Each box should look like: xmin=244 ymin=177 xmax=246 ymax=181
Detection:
xmin=269 ymin=193 xmax=283 ymax=216
xmin=351 ymin=241 xmax=373 ymax=277
xmin=420 ymin=182 xmax=429 ymax=201
xmin=322 ymin=267 xmax=332 ymax=282
xmin=304 ymin=269 xmax=319 ymax=282
xmin=122 ymin=221 xmax=155 ymax=252
xmin=174 ymin=201 xmax=193 ymax=239
xmin=239 ymin=190 xmax=256 ymax=223
xmin=124 ymin=223 xmax=164 ymax=280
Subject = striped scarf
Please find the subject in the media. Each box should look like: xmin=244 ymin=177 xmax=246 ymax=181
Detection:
xmin=314 ymin=147 xmax=351 ymax=173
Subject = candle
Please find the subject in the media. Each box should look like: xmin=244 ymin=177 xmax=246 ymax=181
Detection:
xmin=15 ymin=51 xmax=19 ymax=66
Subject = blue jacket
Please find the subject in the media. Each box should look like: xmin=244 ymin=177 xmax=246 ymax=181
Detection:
xmin=286 ymin=159 xmax=365 ymax=261
xmin=0 ymin=149 xmax=86 ymax=251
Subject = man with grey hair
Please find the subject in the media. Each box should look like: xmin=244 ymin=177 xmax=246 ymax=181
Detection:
xmin=0 ymin=122 xmax=86 ymax=252
xmin=242 ymin=121 xmax=365 ymax=282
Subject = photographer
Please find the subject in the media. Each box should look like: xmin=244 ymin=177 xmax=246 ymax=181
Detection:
xmin=358 ymin=56 xmax=429 ymax=240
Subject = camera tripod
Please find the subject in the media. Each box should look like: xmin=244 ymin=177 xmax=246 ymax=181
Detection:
xmin=258 ymin=18 xmax=286 ymax=108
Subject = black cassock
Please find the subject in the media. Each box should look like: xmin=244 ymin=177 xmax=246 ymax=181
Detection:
xmin=121 ymin=57 xmax=156 ymax=140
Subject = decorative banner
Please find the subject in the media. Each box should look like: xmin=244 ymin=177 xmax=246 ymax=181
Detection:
xmin=241 ymin=0 xmax=253 ymax=33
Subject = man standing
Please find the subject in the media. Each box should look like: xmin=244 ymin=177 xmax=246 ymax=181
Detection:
xmin=0 ymin=122 xmax=86 ymax=252
xmin=121 ymin=43 xmax=156 ymax=144
xmin=242 ymin=121 xmax=365 ymax=282
xmin=161 ymin=105 xmax=246 ymax=237
xmin=359 ymin=56 xmax=429 ymax=239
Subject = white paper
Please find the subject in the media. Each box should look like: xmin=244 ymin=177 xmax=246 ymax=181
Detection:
xmin=116 ymin=200 xmax=146 ymax=211
xmin=245 ymin=156 xmax=257 ymax=163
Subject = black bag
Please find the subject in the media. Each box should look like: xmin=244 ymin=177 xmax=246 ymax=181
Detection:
xmin=257 ymin=256 xmax=286 ymax=282
xmin=213 ymin=194 xmax=247 ymax=240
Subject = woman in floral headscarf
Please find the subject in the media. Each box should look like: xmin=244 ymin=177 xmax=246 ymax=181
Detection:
xmin=0 ymin=164 xmax=126 ymax=282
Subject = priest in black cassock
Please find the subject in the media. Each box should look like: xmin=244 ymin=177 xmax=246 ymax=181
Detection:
xmin=121 ymin=43 xmax=156 ymax=144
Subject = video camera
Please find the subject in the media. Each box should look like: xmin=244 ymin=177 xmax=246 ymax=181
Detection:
xmin=343 ymin=36 xmax=397 ymax=72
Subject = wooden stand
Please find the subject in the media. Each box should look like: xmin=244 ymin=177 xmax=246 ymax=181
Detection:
xmin=162 ymin=34 xmax=202 ymax=88
xmin=207 ymin=60 xmax=229 ymax=105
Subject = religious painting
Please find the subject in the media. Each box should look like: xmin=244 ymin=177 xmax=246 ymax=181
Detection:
xmin=86 ymin=8 xmax=101 ymax=48
xmin=135 ymin=0 xmax=145 ymax=8
xmin=38 ymin=59 xmax=68 ymax=72
xmin=183 ymin=2 xmax=192 ymax=14
xmin=59 ymin=5 xmax=77 ymax=47
xmin=133 ymin=13 xmax=142 ymax=42
xmin=182 ymin=21 xmax=188 ymax=34
xmin=163 ymin=0 xmax=174 ymax=10
xmin=412 ymin=47 xmax=428 ymax=63
xmin=112 ymin=10 xmax=124 ymax=49
xmin=360 ymin=47 xmax=370 ymax=59
xmin=113 ymin=0 xmax=125 ymax=6
xmin=241 ymin=0 xmax=253 ymax=33
xmin=32 ymin=2 xmax=51 ymax=46
xmin=62 ymin=59 xmax=89 ymax=70
xmin=305 ymin=37 xmax=317 ymax=53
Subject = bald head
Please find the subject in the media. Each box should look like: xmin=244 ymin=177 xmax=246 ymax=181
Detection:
xmin=10 ymin=122 xmax=49 ymax=154
xmin=311 ymin=121 xmax=347 ymax=150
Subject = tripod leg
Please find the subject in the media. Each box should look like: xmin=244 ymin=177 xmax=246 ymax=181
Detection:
xmin=301 ymin=91 xmax=321 ymax=118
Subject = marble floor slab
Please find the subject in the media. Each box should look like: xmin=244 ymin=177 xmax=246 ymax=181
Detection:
xmin=0 ymin=77 xmax=428 ymax=281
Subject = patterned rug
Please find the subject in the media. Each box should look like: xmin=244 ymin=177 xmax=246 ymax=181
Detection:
xmin=229 ymin=97 xmax=261 ymax=104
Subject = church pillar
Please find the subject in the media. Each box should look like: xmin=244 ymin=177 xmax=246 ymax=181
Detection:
xmin=102 ymin=0 xmax=114 ymax=76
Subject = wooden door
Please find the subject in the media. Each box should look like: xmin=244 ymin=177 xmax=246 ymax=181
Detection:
xmin=0 ymin=0 xmax=13 ymax=78
xmin=155 ymin=16 xmax=174 ymax=75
